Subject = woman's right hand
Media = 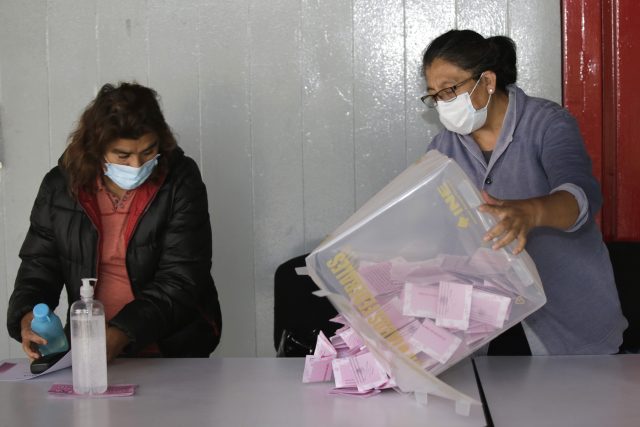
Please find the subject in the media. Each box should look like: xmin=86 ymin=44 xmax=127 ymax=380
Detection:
xmin=20 ymin=312 xmax=46 ymax=361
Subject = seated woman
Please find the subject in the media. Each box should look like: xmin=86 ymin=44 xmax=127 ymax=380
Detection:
xmin=7 ymin=82 xmax=222 ymax=361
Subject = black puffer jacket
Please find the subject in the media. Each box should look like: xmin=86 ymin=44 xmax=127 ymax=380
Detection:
xmin=7 ymin=148 xmax=222 ymax=356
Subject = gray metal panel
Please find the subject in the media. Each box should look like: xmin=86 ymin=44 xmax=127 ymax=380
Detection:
xmin=199 ymin=0 xmax=256 ymax=357
xmin=250 ymin=0 xmax=304 ymax=356
xmin=353 ymin=0 xmax=406 ymax=208
xmin=0 ymin=0 xmax=51 ymax=359
xmin=0 ymin=178 xmax=6 ymax=356
xmin=458 ymin=0 xmax=508 ymax=36
xmin=47 ymin=1 xmax=100 ymax=325
xmin=405 ymin=0 xmax=455 ymax=163
xmin=97 ymin=0 xmax=149 ymax=85
xmin=509 ymin=0 xmax=562 ymax=104
xmin=0 ymin=0 xmax=7 ymax=362
xmin=47 ymin=0 xmax=99 ymax=162
xmin=147 ymin=1 xmax=201 ymax=162
xmin=301 ymin=0 xmax=355 ymax=252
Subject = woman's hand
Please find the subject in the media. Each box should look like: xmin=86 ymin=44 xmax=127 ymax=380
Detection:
xmin=106 ymin=326 xmax=130 ymax=363
xmin=478 ymin=191 xmax=540 ymax=254
xmin=478 ymin=190 xmax=580 ymax=254
xmin=20 ymin=312 xmax=46 ymax=361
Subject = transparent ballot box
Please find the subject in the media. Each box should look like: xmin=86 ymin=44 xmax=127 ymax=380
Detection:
xmin=306 ymin=150 xmax=546 ymax=415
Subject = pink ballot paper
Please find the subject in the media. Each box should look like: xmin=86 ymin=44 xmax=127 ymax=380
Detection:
xmin=314 ymin=331 xmax=338 ymax=358
xmin=303 ymin=355 xmax=334 ymax=383
xmin=470 ymin=288 xmax=512 ymax=328
xmin=304 ymin=331 xmax=338 ymax=383
xmin=374 ymin=297 xmax=413 ymax=330
xmin=358 ymin=261 xmax=401 ymax=296
xmin=409 ymin=318 xmax=462 ymax=364
xmin=435 ymin=281 xmax=472 ymax=330
xmin=48 ymin=384 xmax=137 ymax=397
xmin=337 ymin=327 xmax=364 ymax=350
xmin=349 ymin=352 xmax=388 ymax=392
xmin=332 ymin=358 xmax=357 ymax=389
xmin=402 ymin=283 xmax=439 ymax=318
xmin=328 ymin=388 xmax=381 ymax=398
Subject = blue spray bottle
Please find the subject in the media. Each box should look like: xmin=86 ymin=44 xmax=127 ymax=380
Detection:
xmin=30 ymin=303 xmax=69 ymax=356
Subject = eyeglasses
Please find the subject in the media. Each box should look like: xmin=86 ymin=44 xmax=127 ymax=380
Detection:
xmin=420 ymin=75 xmax=479 ymax=108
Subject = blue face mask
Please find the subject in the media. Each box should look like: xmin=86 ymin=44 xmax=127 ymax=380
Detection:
xmin=104 ymin=154 xmax=160 ymax=190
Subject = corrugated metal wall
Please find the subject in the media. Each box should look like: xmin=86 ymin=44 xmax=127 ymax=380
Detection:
xmin=0 ymin=0 xmax=561 ymax=359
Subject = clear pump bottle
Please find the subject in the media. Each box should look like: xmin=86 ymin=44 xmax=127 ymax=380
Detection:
xmin=30 ymin=303 xmax=69 ymax=356
xmin=70 ymin=278 xmax=108 ymax=394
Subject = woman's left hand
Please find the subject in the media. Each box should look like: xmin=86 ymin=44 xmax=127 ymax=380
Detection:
xmin=477 ymin=191 xmax=541 ymax=255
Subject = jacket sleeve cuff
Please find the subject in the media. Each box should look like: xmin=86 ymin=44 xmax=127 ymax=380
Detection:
xmin=551 ymin=183 xmax=589 ymax=232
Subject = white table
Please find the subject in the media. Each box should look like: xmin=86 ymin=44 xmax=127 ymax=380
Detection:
xmin=0 ymin=357 xmax=486 ymax=427
xmin=474 ymin=355 xmax=640 ymax=427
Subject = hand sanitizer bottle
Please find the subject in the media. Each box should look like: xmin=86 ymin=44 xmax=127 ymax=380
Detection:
xmin=30 ymin=303 xmax=69 ymax=356
xmin=70 ymin=278 xmax=108 ymax=394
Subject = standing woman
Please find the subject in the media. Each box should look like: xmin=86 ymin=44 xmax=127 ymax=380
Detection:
xmin=7 ymin=82 xmax=222 ymax=360
xmin=422 ymin=29 xmax=626 ymax=355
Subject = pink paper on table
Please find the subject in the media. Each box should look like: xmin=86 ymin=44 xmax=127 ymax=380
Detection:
xmin=329 ymin=388 xmax=381 ymax=398
xmin=303 ymin=355 xmax=334 ymax=383
xmin=330 ymin=334 xmax=347 ymax=348
xmin=338 ymin=327 xmax=364 ymax=350
xmin=336 ymin=346 xmax=362 ymax=358
xmin=470 ymin=288 xmax=512 ymax=328
xmin=402 ymin=283 xmax=439 ymax=318
xmin=409 ymin=318 xmax=462 ymax=364
xmin=349 ymin=352 xmax=388 ymax=392
xmin=435 ymin=281 xmax=473 ymax=330
xmin=0 ymin=362 xmax=16 ymax=374
xmin=376 ymin=376 xmax=397 ymax=390
xmin=48 ymin=384 xmax=137 ymax=397
xmin=314 ymin=331 xmax=338 ymax=358
xmin=332 ymin=358 xmax=357 ymax=389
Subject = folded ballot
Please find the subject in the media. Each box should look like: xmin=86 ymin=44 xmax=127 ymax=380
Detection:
xmin=305 ymin=150 xmax=546 ymax=414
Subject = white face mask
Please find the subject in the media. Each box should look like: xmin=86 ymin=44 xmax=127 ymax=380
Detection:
xmin=435 ymin=74 xmax=492 ymax=135
xmin=104 ymin=154 xmax=160 ymax=190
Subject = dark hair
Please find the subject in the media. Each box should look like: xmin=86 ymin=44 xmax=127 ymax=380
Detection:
xmin=422 ymin=29 xmax=517 ymax=91
xmin=61 ymin=82 xmax=177 ymax=196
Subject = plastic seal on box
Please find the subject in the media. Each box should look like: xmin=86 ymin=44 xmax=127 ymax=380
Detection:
xmin=305 ymin=150 xmax=546 ymax=414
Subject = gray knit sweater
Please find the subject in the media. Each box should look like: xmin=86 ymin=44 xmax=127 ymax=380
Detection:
xmin=428 ymin=84 xmax=627 ymax=354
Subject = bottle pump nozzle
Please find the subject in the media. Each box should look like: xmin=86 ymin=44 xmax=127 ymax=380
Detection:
xmin=80 ymin=278 xmax=97 ymax=299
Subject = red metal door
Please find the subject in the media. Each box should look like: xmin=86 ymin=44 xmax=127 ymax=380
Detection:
xmin=563 ymin=0 xmax=640 ymax=241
